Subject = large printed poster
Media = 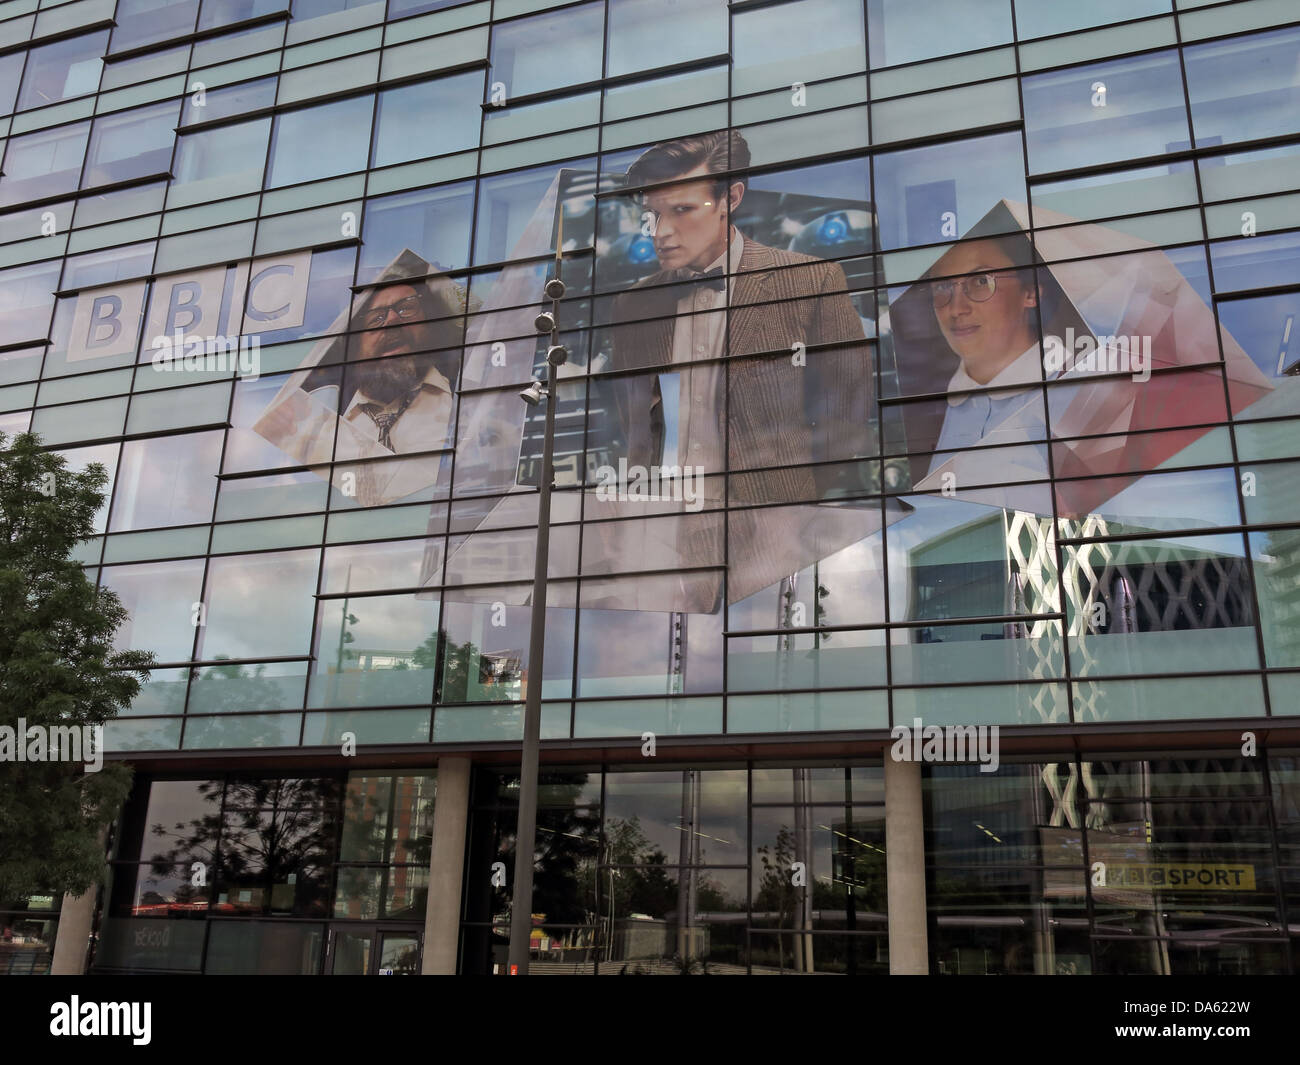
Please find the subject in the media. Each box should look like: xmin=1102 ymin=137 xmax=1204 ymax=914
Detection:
xmin=222 ymin=131 xmax=1286 ymax=620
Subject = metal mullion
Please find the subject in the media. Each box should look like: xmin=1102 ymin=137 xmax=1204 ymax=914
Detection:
xmin=1214 ymin=276 xmax=1300 ymax=303
xmin=424 ymin=0 xmax=491 ymax=743
xmin=1010 ymin=0 xmax=1075 ymax=734
xmin=1172 ymin=12 xmax=1279 ymax=728
xmin=1028 ymin=128 xmax=1300 ymax=187
xmin=482 ymin=53 xmax=730 ymax=116
xmin=1261 ymin=750 xmax=1297 ymax=973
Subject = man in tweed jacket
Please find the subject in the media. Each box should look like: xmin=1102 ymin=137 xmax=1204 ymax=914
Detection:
xmin=589 ymin=132 xmax=879 ymax=612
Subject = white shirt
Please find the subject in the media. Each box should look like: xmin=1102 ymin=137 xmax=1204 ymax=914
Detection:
xmin=929 ymin=342 xmax=1047 ymax=475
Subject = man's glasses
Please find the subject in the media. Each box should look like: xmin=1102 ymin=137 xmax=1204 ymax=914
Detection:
xmin=362 ymin=293 xmax=424 ymax=329
xmin=931 ymin=273 xmax=998 ymax=308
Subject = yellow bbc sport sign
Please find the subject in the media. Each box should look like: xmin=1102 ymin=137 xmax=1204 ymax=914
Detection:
xmin=1106 ymin=863 xmax=1256 ymax=891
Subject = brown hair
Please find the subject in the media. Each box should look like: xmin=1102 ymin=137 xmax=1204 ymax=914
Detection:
xmin=624 ymin=131 xmax=751 ymax=199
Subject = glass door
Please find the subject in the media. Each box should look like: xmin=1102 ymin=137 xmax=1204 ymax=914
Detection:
xmin=326 ymin=925 xmax=422 ymax=974
xmin=375 ymin=931 xmax=421 ymax=974
xmin=327 ymin=926 xmax=374 ymax=975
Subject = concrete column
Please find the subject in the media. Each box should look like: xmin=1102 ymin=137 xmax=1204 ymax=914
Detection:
xmin=50 ymin=885 xmax=99 ymax=975
xmin=422 ymin=755 xmax=472 ymax=974
xmin=885 ymin=758 xmax=929 ymax=975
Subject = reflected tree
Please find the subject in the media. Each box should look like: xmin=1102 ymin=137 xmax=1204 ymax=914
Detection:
xmin=146 ymin=775 xmax=339 ymax=916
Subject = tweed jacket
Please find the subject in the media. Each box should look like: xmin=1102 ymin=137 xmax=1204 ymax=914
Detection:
xmin=606 ymin=236 xmax=874 ymax=500
xmin=581 ymin=235 xmax=881 ymax=611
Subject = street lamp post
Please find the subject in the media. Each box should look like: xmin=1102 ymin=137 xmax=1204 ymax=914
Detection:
xmin=506 ymin=273 xmax=567 ymax=975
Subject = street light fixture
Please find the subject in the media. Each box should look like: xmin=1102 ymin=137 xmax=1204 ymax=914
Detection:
xmin=506 ymin=270 xmax=567 ymax=976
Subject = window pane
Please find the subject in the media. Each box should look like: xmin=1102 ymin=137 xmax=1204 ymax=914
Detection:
xmin=59 ymin=442 xmax=119 ymax=535
xmin=604 ymin=768 xmax=747 ymax=864
xmin=187 ymin=660 xmax=308 ymax=712
xmin=891 ymin=619 xmax=1061 ymax=684
xmin=1074 ymin=674 xmax=1263 ymax=724
xmin=1219 ymin=291 xmax=1300 ymax=421
xmin=291 ymin=0 xmax=383 ymax=29
xmin=97 ymin=918 xmax=206 ymax=969
xmin=1022 ymin=51 xmax=1189 ymax=174
xmin=0 ymin=52 xmax=24 ymax=115
xmin=733 ymin=0 xmax=865 ymax=95
xmin=100 ymin=559 xmax=206 ymax=662
xmin=358 ymin=181 xmax=475 ymax=283
xmin=224 ymin=373 xmax=329 ymax=474
xmin=385 ymin=0 xmax=460 ymax=16
xmin=867 ymin=0 xmax=1012 ymax=69
xmin=111 ymin=0 xmax=200 ymax=53
xmin=320 ymin=537 xmax=434 ymax=593
xmin=606 ymin=0 xmax=727 ymax=78
xmin=198 ymin=0 xmax=288 ymax=31
xmin=180 ymin=77 xmax=277 ymax=126
xmin=1251 ymin=529 xmax=1300 ymax=669
xmin=1013 ymin=0 xmax=1169 ymax=40
xmin=340 ymin=774 xmax=391 ymax=861
xmin=196 ymin=548 xmax=319 ymax=659
xmin=169 ymin=117 xmax=271 ymax=207
xmin=1031 ymin=160 xmax=1198 ymax=228
xmin=1056 ymin=465 xmax=1240 ymax=539
xmin=1210 ymin=231 xmax=1300 ymax=296
xmin=887 ymin=494 xmax=1058 ymax=622
xmin=307 ymin=591 xmax=439 ymax=707
xmin=16 ymin=31 xmax=108 ymax=110
xmin=108 ymin=431 xmax=223 ymax=531
xmin=1184 ymin=27 xmax=1300 ymax=148
xmin=372 ymin=71 xmax=482 ymax=168
xmin=1200 ymin=141 xmax=1300 ymax=203
xmin=1065 ymin=533 xmax=1258 ymax=678
xmin=84 ymin=101 xmax=179 ymax=188
xmin=192 ymin=20 xmax=285 ymax=65
xmin=215 ymin=470 xmax=329 ymax=522
xmin=439 ymin=591 xmax=573 ymax=703
xmin=0 ymin=262 xmax=61 ymax=345
xmin=873 ymin=131 xmax=1026 ymax=251
xmin=203 ymin=920 xmax=323 ymax=974
xmin=474 ymin=159 xmax=597 ymax=266
xmin=577 ymin=580 xmax=721 ymax=695
xmin=0 ymin=122 xmax=91 ymax=209
xmin=267 ymin=95 xmax=373 ymax=188
xmin=253 ymin=245 xmax=356 ymax=347
xmin=489 ymin=2 xmax=603 ymax=100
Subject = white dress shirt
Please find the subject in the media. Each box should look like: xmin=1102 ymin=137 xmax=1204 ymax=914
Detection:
xmin=928 ymin=342 xmax=1047 ymax=477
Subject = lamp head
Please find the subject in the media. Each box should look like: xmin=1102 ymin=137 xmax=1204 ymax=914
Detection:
xmin=519 ymin=380 xmax=546 ymax=406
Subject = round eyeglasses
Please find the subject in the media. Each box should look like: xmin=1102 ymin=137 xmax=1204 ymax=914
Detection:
xmin=931 ymin=273 xmax=998 ymax=308
xmin=363 ymin=293 xmax=423 ymax=329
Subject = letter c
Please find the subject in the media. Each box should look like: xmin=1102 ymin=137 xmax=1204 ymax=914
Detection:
xmin=245 ymin=264 xmax=294 ymax=322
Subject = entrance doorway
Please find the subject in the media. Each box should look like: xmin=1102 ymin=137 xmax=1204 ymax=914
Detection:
xmin=325 ymin=925 xmax=422 ymax=974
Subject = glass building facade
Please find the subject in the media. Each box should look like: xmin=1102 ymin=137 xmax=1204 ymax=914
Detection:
xmin=2 ymin=0 xmax=1299 ymax=974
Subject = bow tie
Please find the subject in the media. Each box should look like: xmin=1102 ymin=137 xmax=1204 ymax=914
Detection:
xmin=668 ymin=266 xmax=727 ymax=291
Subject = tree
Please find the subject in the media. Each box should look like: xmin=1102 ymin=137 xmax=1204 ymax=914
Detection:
xmin=0 ymin=432 xmax=153 ymax=900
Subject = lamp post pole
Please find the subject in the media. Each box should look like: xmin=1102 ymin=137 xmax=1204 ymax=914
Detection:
xmin=507 ymin=272 xmax=567 ymax=975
